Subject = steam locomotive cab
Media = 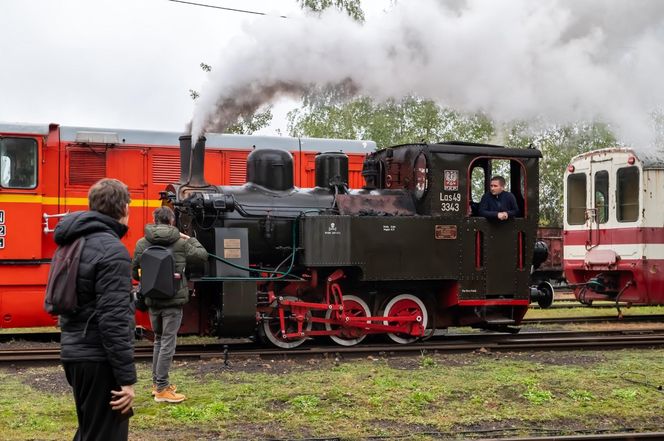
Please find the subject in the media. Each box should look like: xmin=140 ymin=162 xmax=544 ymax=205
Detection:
xmin=166 ymin=136 xmax=543 ymax=347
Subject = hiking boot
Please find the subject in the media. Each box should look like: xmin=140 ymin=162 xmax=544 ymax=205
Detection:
xmin=154 ymin=388 xmax=186 ymax=403
xmin=151 ymin=384 xmax=177 ymax=396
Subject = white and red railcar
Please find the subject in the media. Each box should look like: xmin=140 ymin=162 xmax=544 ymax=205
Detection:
xmin=563 ymin=147 xmax=664 ymax=305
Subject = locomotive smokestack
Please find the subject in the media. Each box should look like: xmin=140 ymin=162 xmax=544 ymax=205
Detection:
xmin=189 ymin=136 xmax=208 ymax=187
xmin=178 ymin=135 xmax=192 ymax=184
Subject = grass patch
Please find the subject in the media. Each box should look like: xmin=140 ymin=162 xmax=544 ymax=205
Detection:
xmin=1 ymin=349 xmax=663 ymax=440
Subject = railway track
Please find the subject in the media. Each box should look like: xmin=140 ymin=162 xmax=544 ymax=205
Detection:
xmin=531 ymin=301 xmax=643 ymax=310
xmin=477 ymin=432 xmax=664 ymax=440
xmin=522 ymin=314 xmax=664 ymax=325
xmin=6 ymin=311 xmax=664 ymax=342
xmin=2 ymin=314 xmax=661 ymax=344
xmin=2 ymin=329 xmax=664 ymax=363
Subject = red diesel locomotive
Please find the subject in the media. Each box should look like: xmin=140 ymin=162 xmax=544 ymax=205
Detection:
xmin=0 ymin=122 xmax=374 ymax=332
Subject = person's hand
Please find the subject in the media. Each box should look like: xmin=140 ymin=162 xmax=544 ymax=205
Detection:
xmin=110 ymin=385 xmax=135 ymax=414
xmin=179 ymin=232 xmax=190 ymax=240
xmin=498 ymin=212 xmax=508 ymax=220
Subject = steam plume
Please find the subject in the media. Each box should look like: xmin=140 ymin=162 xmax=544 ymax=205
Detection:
xmin=192 ymin=0 xmax=664 ymax=148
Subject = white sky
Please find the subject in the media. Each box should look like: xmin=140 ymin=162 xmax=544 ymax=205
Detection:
xmin=0 ymin=0 xmax=332 ymax=135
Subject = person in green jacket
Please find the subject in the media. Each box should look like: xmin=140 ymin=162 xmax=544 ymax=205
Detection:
xmin=132 ymin=206 xmax=208 ymax=403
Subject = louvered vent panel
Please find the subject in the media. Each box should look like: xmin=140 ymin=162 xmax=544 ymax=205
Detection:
xmin=229 ymin=157 xmax=247 ymax=185
xmin=69 ymin=150 xmax=106 ymax=186
xmin=153 ymin=155 xmax=180 ymax=184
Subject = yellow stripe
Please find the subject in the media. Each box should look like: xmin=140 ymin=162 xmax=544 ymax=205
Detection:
xmin=0 ymin=194 xmax=162 ymax=207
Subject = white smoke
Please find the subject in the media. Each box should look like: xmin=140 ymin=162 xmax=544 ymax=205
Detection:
xmin=191 ymin=0 xmax=664 ymax=149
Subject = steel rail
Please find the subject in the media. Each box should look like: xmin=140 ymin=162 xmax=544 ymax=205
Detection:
xmin=2 ymin=329 xmax=664 ymax=363
xmin=522 ymin=314 xmax=664 ymax=325
xmin=477 ymin=431 xmax=664 ymax=440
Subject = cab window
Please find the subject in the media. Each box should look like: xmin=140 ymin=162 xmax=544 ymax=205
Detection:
xmin=0 ymin=137 xmax=38 ymax=189
xmin=617 ymin=166 xmax=639 ymax=222
xmin=594 ymin=171 xmax=609 ymax=224
xmin=566 ymin=173 xmax=586 ymax=225
xmin=468 ymin=158 xmax=525 ymax=217
xmin=469 ymin=165 xmax=486 ymax=215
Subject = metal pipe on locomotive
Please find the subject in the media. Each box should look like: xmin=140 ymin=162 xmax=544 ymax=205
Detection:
xmin=164 ymin=135 xmax=549 ymax=347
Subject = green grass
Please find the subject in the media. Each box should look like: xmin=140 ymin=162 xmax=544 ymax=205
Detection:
xmin=1 ymin=349 xmax=663 ymax=440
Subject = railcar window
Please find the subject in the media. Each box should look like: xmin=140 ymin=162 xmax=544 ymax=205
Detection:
xmin=594 ymin=171 xmax=609 ymax=224
xmin=617 ymin=166 xmax=639 ymax=222
xmin=566 ymin=173 xmax=586 ymax=225
xmin=0 ymin=137 xmax=38 ymax=189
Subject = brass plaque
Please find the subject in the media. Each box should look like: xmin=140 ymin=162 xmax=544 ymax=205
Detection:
xmin=224 ymin=248 xmax=242 ymax=259
xmin=435 ymin=225 xmax=457 ymax=240
xmin=224 ymin=239 xmax=241 ymax=249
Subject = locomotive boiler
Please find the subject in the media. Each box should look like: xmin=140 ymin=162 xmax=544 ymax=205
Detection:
xmin=165 ymin=135 xmax=547 ymax=347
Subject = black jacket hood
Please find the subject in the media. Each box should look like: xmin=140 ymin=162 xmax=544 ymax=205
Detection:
xmin=54 ymin=211 xmax=129 ymax=245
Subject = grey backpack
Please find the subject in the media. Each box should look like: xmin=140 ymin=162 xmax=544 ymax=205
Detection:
xmin=44 ymin=236 xmax=86 ymax=315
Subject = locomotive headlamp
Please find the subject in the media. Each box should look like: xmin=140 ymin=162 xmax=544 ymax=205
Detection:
xmin=628 ymin=156 xmax=636 ymax=165
xmin=567 ymin=164 xmax=575 ymax=173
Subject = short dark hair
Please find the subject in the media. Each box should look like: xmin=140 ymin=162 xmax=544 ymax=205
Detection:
xmin=490 ymin=176 xmax=506 ymax=187
xmin=153 ymin=206 xmax=175 ymax=225
xmin=88 ymin=178 xmax=131 ymax=220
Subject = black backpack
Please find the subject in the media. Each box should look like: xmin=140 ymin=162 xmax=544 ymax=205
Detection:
xmin=44 ymin=236 xmax=86 ymax=315
xmin=139 ymin=245 xmax=179 ymax=299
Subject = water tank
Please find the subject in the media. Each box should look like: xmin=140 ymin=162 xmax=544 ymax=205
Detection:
xmin=315 ymin=152 xmax=348 ymax=188
xmin=246 ymin=149 xmax=294 ymax=191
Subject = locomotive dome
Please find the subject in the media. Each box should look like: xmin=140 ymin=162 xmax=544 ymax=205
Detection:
xmin=246 ymin=148 xmax=294 ymax=191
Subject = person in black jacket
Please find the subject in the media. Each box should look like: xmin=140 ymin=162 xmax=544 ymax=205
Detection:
xmin=55 ymin=178 xmax=136 ymax=441
xmin=478 ymin=175 xmax=520 ymax=221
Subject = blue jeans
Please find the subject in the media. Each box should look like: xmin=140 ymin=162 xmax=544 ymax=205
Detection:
xmin=149 ymin=307 xmax=183 ymax=390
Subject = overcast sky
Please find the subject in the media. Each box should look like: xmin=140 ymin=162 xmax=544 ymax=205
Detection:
xmin=2 ymin=1 xmax=663 ymax=147
xmin=0 ymin=0 xmax=320 ymax=134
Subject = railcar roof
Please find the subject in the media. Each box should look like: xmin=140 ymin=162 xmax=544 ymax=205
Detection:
xmin=570 ymin=147 xmax=664 ymax=169
xmin=389 ymin=141 xmax=542 ymax=158
xmin=0 ymin=122 xmax=376 ymax=153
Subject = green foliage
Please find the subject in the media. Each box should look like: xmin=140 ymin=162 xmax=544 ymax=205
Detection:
xmin=168 ymin=402 xmax=230 ymax=423
xmin=297 ymin=0 xmax=365 ymax=22
xmin=225 ymin=107 xmax=273 ymax=135
xmin=507 ymin=121 xmax=618 ymax=227
xmin=568 ymin=389 xmax=595 ymax=403
xmin=408 ymin=390 xmax=435 ymax=408
xmin=288 ymin=95 xmax=495 ymax=148
xmin=420 ymin=354 xmax=437 ymax=368
xmin=288 ymin=394 xmax=321 ymax=413
xmin=612 ymin=388 xmax=639 ymax=401
xmin=522 ymin=379 xmax=554 ymax=405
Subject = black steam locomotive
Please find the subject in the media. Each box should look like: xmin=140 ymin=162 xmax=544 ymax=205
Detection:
xmin=164 ymin=136 xmax=548 ymax=347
